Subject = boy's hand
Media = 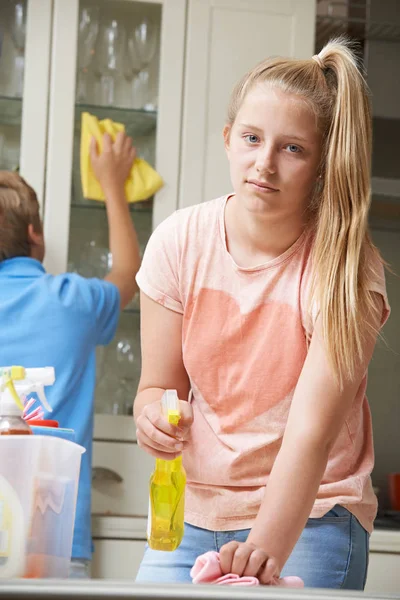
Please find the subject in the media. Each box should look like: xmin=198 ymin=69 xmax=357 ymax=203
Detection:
xmin=136 ymin=399 xmax=193 ymax=460
xmin=90 ymin=131 xmax=136 ymax=195
xmin=219 ymin=541 xmax=280 ymax=585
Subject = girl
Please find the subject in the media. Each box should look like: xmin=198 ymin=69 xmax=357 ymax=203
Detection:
xmin=133 ymin=38 xmax=390 ymax=589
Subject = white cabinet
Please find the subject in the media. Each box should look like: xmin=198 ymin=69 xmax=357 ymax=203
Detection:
xmin=365 ymin=552 xmax=400 ymax=595
xmin=365 ymin=530 xmax=400 ymax=595
xmin=4 ymin=0 xmax=321 ymax=579
xmin=91 ymin=515 xmax=147 ymax=579
xmin=92 ymin=539 xmax=146 ymax=579
xmin=0 ymin=0 xmax=52 ymax=206
xmin=43 ymin=0 xmax=186 ymax=276
xmin=179 ymin=0 xmax=317 ymax=208
xmin=9 ymin=0 xmax=317 ymax=423
xmin=92 ymin=440 xmax=153 ymax=517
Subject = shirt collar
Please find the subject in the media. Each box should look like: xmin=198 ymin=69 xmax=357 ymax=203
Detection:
xmin=0 ymin=257 xmax=46 ymax=277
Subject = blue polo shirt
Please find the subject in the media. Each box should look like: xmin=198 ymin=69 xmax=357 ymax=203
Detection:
xmin=0 ymin=257 xmax=120 ymax=560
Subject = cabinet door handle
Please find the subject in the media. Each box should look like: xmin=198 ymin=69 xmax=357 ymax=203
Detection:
xmin=92 ymin=466 xmax=123 ymax=483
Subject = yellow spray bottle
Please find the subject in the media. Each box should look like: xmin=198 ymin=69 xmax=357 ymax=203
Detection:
xmin=147 ymin=390 xmax=186 ymax=551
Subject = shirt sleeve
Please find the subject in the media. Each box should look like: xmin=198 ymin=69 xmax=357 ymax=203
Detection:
xmin=51 ymin=273 xmax=120 ymax=346
xmin=136 ymin=212 xmax=183 ymax=314
xmin=71 ymin=277 xmax=119 ymax=346
xmin=301 ymin=245 xmax=391 ymax=336
xmin=365 ymin=250 xmax=391 ymax=328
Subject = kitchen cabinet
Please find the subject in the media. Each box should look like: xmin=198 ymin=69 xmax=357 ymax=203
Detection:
xmin=179 ymin=0 xmax=317 ymax=209
xmin=87 ymin=0 xmax=316 ymax=543
xmin=92 ymin=539 xmax=146 ymax=580
xmin=2 ymin=0 xmax=317 ymax=577
xmin=5 ymin=0 xmax=316 ymax=424
xmin=365 ymin=551 xmax=400 ymax=595
xmin=0 ymin=0 xmax=51 ymax=201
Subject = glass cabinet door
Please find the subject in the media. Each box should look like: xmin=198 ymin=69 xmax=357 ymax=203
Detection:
xmin=68 ymin=0 xmax=161 ymax=416
xmin=0 ymin=0 xmax=26 ymax=171
xmin=43 ymin=0 xmax=186 ymax=419
xmin=0 ymin=0 xmax=51 ymax=207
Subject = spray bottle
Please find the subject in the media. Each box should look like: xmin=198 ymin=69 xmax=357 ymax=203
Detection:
xmin=0 ymin=367 xmax=55 ymax=435
xmin=147 ymin=390 xmax=186 ymax=551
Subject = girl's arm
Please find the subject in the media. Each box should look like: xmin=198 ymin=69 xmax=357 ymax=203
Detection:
xmin=134 ymin=292 xmax=192 ymax=460
xmin=220 ymin=294 xmax=383 ymax=582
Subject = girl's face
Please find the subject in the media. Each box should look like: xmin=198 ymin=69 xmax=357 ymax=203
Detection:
xmin=224 ymin=85 xmax=322 ymax=220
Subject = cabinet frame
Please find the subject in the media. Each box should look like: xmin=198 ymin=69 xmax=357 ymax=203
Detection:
xmin=43 ymin=0 xmax=187 ymax=275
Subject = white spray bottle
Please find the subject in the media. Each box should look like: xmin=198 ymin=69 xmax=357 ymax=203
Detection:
xmin=0 ymin=366 xmax=54 ymax=435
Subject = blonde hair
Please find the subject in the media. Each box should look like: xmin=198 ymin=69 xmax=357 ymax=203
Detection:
xmin=227 ymin=38 xmax=382 ymax=387
xmin=0 ymin=171 xmax=42 ymax=261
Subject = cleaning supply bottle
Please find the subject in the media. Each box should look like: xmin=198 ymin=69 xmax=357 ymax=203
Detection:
xmin=0 ymin=366 xmax=54 ymax=435
xmin=147 ymin=389 xmax=186 ymax=551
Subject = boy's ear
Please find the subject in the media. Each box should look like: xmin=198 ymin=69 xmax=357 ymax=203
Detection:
xmin=223 ymin=125 xmax=231 ymax=150
xmin=28 ymin=223 xmax=44 ymax=249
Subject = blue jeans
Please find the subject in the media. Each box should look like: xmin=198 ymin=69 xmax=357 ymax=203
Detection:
xmin=136 ymin=505 xmax=369 ymax=589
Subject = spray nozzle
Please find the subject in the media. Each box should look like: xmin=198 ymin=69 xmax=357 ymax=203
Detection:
xmin=0 ymin=366 xmax=55 ymax=414
xmin=161 ymin=390 xmax=180 ymax=426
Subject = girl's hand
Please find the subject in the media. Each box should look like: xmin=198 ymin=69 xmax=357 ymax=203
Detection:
xmin=90 ymin=131 xmax=136 ymax=195
xmin=219 ymin=541 xmax=280 ymax=585
xmin=136 ymin=399 xmax=193 ymax=460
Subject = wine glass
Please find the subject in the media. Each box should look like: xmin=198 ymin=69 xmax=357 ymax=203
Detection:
xmin=133 ymin=16 xmax=159 ymax=109
xmin=124 ymin=32 xmax=142 ymax=109
xmin=76 ymin=5 xmax=99 ymax=103
xmin=9 ymin=0 xmax=27 ymax=98
xmin=77 ymin=240 xmax=112 ymax=278
xmin=95 ymin=17 xmax=125 ymax=106
xmin=0 ymin=13 xmax=4 ymax=58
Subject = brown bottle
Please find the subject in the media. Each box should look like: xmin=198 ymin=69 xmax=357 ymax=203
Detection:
xmin=0 ymin=415 xmax=32 ymax=435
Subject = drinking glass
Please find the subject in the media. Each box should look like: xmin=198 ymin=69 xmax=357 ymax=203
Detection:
xmin=95 ymin=17 xmax=125 ymax=106
xmin=76 ymin=5 xmax=99 ymax=103
xmin=124 ymin=32 xmax=142 ymax=109
xmin=133 ymin=16 xmax=159 ymax=109
xmin=9 ymin=0 xmax=27 ymax=98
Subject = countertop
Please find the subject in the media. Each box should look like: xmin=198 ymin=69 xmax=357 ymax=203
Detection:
xmin=0 ymin=580 xmax=398 ymax=600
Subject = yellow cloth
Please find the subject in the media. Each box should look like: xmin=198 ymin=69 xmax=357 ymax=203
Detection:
xmin=80 ymin=112 xmax=164 ymax=202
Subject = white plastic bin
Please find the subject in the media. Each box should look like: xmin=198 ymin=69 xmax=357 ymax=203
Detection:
xmin=0 ymin=436 xmax=84 ymax=578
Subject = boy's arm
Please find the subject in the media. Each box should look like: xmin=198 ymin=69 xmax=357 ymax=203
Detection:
xmin=90 ymin=132 xmax=140 ymax=309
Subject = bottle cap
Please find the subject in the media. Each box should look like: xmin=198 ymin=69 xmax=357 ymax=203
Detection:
xmin=28 ymin=419 xmax=59 ymax=428
xmin=161 ymin=389 xmax=180 ymax=425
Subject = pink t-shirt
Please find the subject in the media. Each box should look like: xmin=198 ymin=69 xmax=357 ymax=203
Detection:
xmin=136 ymin=195 xmax=390 ymax=534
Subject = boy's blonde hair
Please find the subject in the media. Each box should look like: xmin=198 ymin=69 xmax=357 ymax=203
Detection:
xmin=227 ymin=38 xmax=382 ymax=387
xmin=0 ymin=171 xmax=42 ymax=261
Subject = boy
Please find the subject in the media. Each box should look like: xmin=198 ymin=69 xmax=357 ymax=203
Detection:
xmin=0 ymin=131 xmax=140 ymax=577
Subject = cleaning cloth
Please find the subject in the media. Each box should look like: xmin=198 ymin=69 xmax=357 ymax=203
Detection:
xmin=80 ymin=111 xmax=164 ymax=202
xmin=191 ymin=551 xmax=304 ymax=587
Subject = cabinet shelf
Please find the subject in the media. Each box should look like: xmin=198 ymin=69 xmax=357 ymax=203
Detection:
xmin=74 ymin=103 xmax=157 ymax=138
xmin=0 ymin=96 xmax=158 ymax=137
xmin=71 ymin=200 xmax=153 ymax=214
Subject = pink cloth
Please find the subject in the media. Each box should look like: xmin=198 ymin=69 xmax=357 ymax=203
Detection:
xmin=190 ymin=551 xmax=304 ymax=588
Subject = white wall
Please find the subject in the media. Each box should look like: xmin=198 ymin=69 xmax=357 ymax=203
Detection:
xmin=366 ymin=0 xmax=400 ymax=119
